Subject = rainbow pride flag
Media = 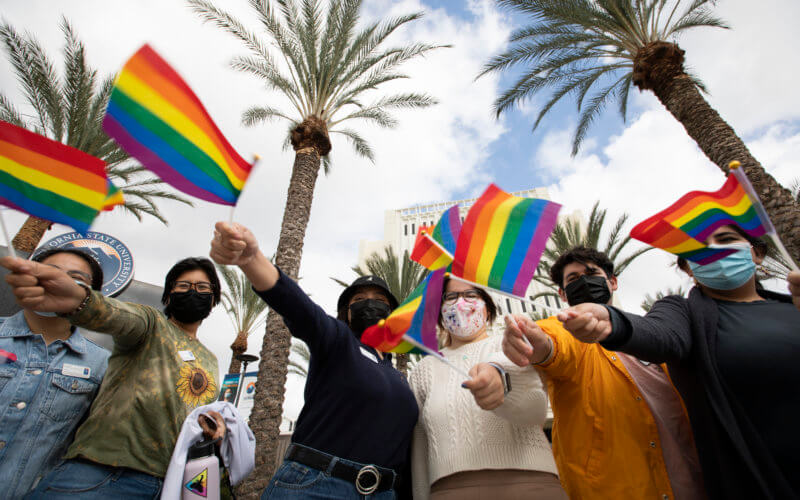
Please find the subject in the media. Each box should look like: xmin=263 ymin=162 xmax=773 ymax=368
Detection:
xmin=659 ymin=174 xmax=766 ymax=241
xmin=102 ymin=180 xmax=124 ymax=211
xmin=104 ymin=44 xmax=253 ymax=206
xmin=0 ymin=348 xmax=17 ymax=364
xmin=411 ymin=205 xmax=462 ymax=270
xmin=631 ymin=217 xmax=735 ymax=265
xmin=452 ymin=184 xmax=561 ymax=297
xmin=361 ymin=268 xmax=445 ymax=355
xmin=0 ymin=120 xmax=107 ymax=232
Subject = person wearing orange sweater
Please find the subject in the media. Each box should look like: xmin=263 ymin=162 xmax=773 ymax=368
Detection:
xmin=502 ymin=246 xmax=705 ymax=500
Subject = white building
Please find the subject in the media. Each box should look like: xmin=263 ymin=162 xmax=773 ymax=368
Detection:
xmin=358 ymin=187 xmax=586 ymax=325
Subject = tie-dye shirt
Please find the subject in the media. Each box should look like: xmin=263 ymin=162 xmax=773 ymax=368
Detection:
xmin=63 ymin=291 xmax=218 ymax=477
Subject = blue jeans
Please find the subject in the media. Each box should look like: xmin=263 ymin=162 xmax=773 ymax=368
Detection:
xmin=26 ymin=459 xmax=163 ymax=499
xmin=262 ymin=460 xmax=397 ymax=499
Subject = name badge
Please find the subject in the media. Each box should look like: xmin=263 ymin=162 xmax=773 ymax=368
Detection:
xmin=62 ymin=363 xmax=91 ymax=379
xmin=359 ymin=347 xmax=378 ymax=364
xmin=179 ymin=350 xmax=196 ymax=362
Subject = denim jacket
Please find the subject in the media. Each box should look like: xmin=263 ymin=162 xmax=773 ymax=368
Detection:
xmin=0 ymin=311 xmax=109 ymax=499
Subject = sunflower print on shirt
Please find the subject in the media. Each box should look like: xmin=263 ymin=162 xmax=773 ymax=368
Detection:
xmin=176 ymin=363 xmax=217 ymax=408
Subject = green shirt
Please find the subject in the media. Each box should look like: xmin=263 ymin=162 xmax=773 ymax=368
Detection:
xmin=64 ymin=291 xmax=219 ymax=477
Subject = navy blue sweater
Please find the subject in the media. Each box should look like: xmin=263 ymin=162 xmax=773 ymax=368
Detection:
xmin=255 ymin=270 xmax=418 ymax=475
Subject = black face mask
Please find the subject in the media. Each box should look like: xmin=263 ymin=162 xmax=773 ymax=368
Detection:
xmin=167 ymin=290 xmax=214 ymax=323
xmin=564 ymin=275 xmax=611 ymax=306
xmin=349 ymin=299 xmax=392 ymax=335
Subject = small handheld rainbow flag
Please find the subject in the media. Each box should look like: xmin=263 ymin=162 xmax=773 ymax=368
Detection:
xmin=452 ymin=184 xmax=561 ymax=298
xmin=0 ymin=348 xmax=17 ymax=364
xmin=659 ymin=173 xmax=765 ymax=242
xmin=0 ymin=120 xmax=108 ymax=233
xmin=102 ymin=180 xmax=125 ymax=211
xmin=361 ymin=268 xmax=445 ymax=356
xmin=104 ymin=44 xmax=253 ymax=206
xmin=631 ymin=217 xmax=735 ymax=265
xmin=411 ymin=205 xmax=462 ymax=270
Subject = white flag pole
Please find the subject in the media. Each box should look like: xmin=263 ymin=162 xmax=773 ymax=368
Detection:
xmin=0 ymin=210 xmax=17 ymax=259
xmin=729 ymin=161 xmax=799 ymax=272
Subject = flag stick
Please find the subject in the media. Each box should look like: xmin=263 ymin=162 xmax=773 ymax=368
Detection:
xmin=445 ymin=273 xmax=563 ymax=317
xmin=403 ymin=335 xmax=472 ymax=379
xmin=729 ymin=162 xmax=799 ymax=272
xmin=0 ymin=211 xmax=17 ymax=259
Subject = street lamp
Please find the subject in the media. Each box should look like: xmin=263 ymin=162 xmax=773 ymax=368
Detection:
xmin=233 ymin=353 xmax=259 ymax=408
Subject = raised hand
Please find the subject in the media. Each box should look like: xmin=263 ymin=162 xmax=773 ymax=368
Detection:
xmin=462 ymin=363 xmax=504 ymax=410
xmin=199 ymin=410 xmax=226 ymax=441
xmin=503 ymin=315 xmax=553 ymax=367
xmin=1 ymin=256 xmax=86 ymax=313
xmin=210 ymin=222 xmax=259 ymax=266
xmin=557 ymin=303 xmax=612 ymax=343
xmin=788 ymin=270 xmax=800 ymax=311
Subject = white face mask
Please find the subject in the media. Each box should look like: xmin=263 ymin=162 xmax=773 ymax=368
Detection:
xmin=441 ymin=298 xmax=487 ymax=339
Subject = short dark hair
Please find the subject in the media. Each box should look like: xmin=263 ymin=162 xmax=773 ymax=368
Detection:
xmin=32 ymin=248 xmax=104 ymax=291
xmin=676 ymin=224 xmax=768 ymax=274
xmin=549 ymin=246 xmax=615 ymax=289
xmin=437 ymin=276 xmax=498 ymax=331
xmin=161 ymin=257 xmax=221 ymax=311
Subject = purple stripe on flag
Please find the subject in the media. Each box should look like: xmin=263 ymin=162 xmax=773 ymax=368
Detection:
xmin=103 ymin=115 xmax=231 ymax=205
xmin=512 ymin=202 xmax=561 ymax=296
xmin=419 ymin=269 xmax=445 ymax=352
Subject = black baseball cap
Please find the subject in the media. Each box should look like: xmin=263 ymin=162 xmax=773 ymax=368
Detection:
xmin=336 ymin=275 xmax=399 ymax=320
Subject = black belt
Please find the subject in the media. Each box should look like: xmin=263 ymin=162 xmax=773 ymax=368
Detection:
xmin=284 ymin=443 xmax=397 ymax=494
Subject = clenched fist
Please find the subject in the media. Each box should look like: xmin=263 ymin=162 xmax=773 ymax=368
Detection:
xmin=462 ymin=363 xmax=505 ymax=411
xmin=557 ymin=303 xmax=612 ymax=344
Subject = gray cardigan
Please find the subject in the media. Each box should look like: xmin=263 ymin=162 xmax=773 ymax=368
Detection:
xmin=602 ymin=287 xmax=797 ymax=500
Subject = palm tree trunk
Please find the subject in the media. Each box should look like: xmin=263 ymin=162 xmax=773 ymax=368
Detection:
xmin=634 ymin=42 xmax=800 ymax=262
xmin=239 ymin=118 xmax=329 ymax=498
xmin=11 ymin=215 xmax=52 ymax=253
xmin=228 ymin=330 xmax=249 ymax=374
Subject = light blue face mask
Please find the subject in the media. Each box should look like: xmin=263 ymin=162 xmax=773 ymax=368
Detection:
xmin=688 ymin=245 xmax=756 ymax=290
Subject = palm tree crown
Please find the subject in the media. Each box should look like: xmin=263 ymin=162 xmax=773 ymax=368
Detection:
xmin=217 ymin=264 xmax=268 ymax=373
xmin=0 ymin=18 xmax=191 ymax=224
xmin=188 ymin=0 xmax=446 ymax=169
xmin=481 ymin=0 xmax=727 ymax=155
xmin=533 ymin=202 xmax=651 ymax=295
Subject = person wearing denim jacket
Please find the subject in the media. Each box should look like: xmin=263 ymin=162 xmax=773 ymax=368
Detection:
xmin=0 ymin=248 xmax=109 ymax=499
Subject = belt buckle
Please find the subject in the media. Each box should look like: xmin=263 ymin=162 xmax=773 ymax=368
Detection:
xmin=355 ymin=464 xmax=380 ymax=495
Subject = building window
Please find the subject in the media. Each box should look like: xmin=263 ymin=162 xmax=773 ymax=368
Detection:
xmin=506 ymin=298 xmax=512 ymax=312
xmin=545 ymin=296 xmax=551 ymax=307
xmin=404 ymin=224 xmax=408 ymax=236
xmin=555 ymin=296 xmax=561 ymax=308
xmin=520 ymin=301 xmax=527 ymax=313
xmin=412 ymin=223 xmax=415 ymax=234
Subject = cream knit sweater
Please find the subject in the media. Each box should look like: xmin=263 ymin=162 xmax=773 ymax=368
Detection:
xmin=408 ymin=334 xmax=558 ymax=500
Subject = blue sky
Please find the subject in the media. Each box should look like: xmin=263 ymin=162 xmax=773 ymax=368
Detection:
xmin=2 ymin=0 xmax=799 ymax=418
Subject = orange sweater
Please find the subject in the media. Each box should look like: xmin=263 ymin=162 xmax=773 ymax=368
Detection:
xmin=537 ymin=317 xmax=683 ymax=500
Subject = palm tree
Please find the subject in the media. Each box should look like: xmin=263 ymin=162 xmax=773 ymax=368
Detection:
xmin=641 ymin=285 xmax=687 ymax=311
xmin=218 ymin=265 xmax=269 ymax=374
xmin=287 ymin=339 xmax=310 ymax=379
xmin=533 ymin=202 xmax=651 ymax=297
xmin=188 ymin=0 xmax=444 ymax=487
xmin=0 ymin=18 xmax=191 ymax=253
xmin=481 ymin=0 xmax=800 ymax=262
xmin=334 ymin=246 xmax=428 ymax=375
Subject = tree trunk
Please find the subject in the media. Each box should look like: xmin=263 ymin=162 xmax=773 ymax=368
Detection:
xmin=633 ymin=41 xmax=800 ymax=262
xmin=238 ymin=118 xmax=329 ymax=499
xmin=227 ymin=330 xmax=249 ymax=375
xmin=11 ymin=216 xmax=52 ymax=253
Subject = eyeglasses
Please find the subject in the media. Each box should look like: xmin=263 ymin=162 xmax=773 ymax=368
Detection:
xmin=173 ymin=281 xmax=214 ymax=294
xmin=442 ymin=290 xmax=482 ymax=305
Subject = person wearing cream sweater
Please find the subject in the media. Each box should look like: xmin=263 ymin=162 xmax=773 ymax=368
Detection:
xmin=409 ymin=277 xmax=565 ymax=499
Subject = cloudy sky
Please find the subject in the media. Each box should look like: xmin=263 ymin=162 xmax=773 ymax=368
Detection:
xmin=2 ymin=0 xmax=799 ymax=420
